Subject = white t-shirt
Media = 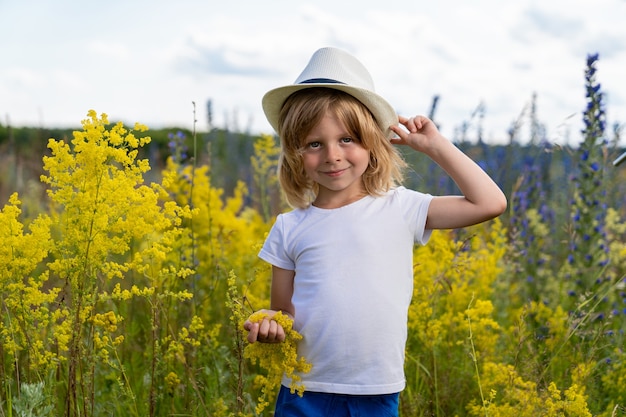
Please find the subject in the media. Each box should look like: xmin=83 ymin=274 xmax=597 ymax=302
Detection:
xmin=259 ymin=186 xmax=433 ymax=395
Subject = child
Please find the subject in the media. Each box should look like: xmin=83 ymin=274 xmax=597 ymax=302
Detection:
xmin=244 ymin=47 xmax=507 ymax=416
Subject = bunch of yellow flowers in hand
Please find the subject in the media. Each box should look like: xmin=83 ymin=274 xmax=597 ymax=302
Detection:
xmin=244 ymin=311 xmax=312 ymax=414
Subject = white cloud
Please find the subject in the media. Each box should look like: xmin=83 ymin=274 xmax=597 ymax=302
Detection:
xmin=87 ymin=40 xmax=132 ymax=62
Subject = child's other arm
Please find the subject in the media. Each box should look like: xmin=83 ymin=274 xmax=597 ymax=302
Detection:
xmin=244 ymin=266 xmax=295 ymax=343
xmin=391 ymin=115 xmax=507 ymax=229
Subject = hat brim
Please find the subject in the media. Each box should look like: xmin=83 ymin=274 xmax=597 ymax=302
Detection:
xmin=262 ymin=83 xmax=398 ymax=139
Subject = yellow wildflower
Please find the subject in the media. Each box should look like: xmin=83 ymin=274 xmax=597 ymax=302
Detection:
xmin=244 ymin=311 xmax=312 ymax=415
xmin=165 ymin=371 xmax=181 ymax=394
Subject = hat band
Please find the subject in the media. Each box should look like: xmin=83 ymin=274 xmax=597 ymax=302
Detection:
xmin=298 ymin=78 xmax=345 ymax=85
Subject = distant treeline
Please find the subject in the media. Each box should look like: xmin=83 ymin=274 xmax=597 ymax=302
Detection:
xmin=0 ymin=122 xmax=624 ymax=217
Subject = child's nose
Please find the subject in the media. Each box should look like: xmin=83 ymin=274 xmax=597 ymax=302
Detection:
xmin=325 ymin=144 xmax=342 ymax=162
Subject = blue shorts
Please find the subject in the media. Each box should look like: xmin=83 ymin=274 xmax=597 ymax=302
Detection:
xmin=274 ymin=385 xmax=399 ymax=417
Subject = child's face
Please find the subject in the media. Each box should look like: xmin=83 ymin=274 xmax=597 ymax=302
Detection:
xmin=301 ymin=110 xmax=370 ymax=205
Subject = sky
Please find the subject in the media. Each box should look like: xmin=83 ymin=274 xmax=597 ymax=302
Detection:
xmin=1 ymin=0 xmax=625 ymax=145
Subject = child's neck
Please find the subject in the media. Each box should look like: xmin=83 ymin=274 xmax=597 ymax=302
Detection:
xmin=312 ymin=190 xmax=368 ymax=209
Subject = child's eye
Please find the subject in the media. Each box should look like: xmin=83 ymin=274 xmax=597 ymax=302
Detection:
xmin=302 ymin=141 xmax=321 ymax=152
xmin=341 ymin=137 xmax=353 ymax=144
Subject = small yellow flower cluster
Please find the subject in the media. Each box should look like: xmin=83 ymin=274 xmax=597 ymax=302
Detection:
xmin=250 ymin=134 xmax=281 ymax=221
xmin=164 ymin=337 xmax=186 ymax=364
xmin=606 ymin=208 xmax=626 ymax=274
xmin=178 ymin=325 xmax=201 ymax=348
xmin=107 ymin=283 xmax=155 ymax=301
xmin=92 ymin=311 xmax=124 ymax=362
xmin=29 ymin=340 xmax=57 ymax=368
xmin=467 ymin=362 xmax=592 ymax=416
xmin=163 ymin=316 xmax=204 ymax=368
xmin=93 ymin=310 xmax=121 ymax=333
xmin=189 ymin=315 xmax=205 ymax=333
xmin=244 ymin=311 xmax=312 ymax=414
xmin=165 ymin=371 xmax=181 ymax=394
xmin=93 ymin=332 xmax=125 ymax=362
xmin=463 ymin=298 xmax=500 ymax=358
xmin=210 ymin=398 xmax=231 ymax=417
xmin=53 ymin=311 xmax=72 ymax=354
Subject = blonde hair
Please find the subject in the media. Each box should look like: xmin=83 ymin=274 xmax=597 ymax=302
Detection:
xmin=277 ymin=88 xmax=407 ymax=209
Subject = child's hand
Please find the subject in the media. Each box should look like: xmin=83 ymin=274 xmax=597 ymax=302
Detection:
xmin=243 ymin=309 xmax=287 ymax=344
xmin=390 ymin=115 xmax=443 ymax=154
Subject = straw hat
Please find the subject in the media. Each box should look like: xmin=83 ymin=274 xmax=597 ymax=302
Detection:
xmin=262 ymin=47 xmax=398 ymax=138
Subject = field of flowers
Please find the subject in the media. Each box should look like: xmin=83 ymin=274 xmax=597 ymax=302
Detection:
xmin=1 ymin=54 xmax=625 ymax=416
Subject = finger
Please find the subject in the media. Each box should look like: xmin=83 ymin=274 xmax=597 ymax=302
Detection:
xmin=257 ymin=319 xmax=286 ymax=343
xmin=398 ymin=115 xmax=417 ymax=131
xmin=243 ymin=320 xmax=252 ymax=331
xmin=266 ymin=319 xmax=281 ymax=342
xmin=265 ymin=321 xmax=286 ymax=343
xmin=258 ymin=318 xmax=273 ymax=341
xmin=268 ymin=320 xmax=279 ymax=342
xmin=276 ymin=324 xmax=286 ymax=342
xmin=389 ymin=125 xmax=408 ymax=142
xmin=404 ymin=118 xmax=418 ymax=133
xmin=246 ymin=322 xmax=259 ymax=343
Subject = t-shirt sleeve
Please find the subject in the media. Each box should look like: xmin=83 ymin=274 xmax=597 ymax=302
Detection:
xmin=258 ymin=214 xmax=296 ymax=270
xmin=396 ymin=186 xmax=434 ymax=245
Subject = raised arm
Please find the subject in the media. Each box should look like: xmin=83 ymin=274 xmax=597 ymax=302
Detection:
xmin=390 ymin=115 xmax=507 ymax=230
